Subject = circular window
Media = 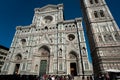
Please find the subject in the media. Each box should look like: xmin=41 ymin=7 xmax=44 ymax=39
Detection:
xmin=15 ymin=54 xmax=22 ymax=61
xmin=68 ymin=34 xmax=75 ymax=41
xmin=44 ymin=15 xmax=53 ymax=23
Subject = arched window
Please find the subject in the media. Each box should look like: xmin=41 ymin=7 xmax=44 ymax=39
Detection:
xmin=94 ymin=11 xmax=98 ymax=18
xmin=115 ymin=33 xmax=120 ymax=41
xmin=104 ymin=35 xmax=108 ymax=42
xmin=82 ymin=47 xmax=86 ymax=54
xmin=90 ymin=0 xmax=93 ymax=4
xmin=95 ymin=0 xmax=98 ymax=3
xmin=104 ymin=34 xmax=114 ymax=42
xmin=73 ymin=25 xmax=75 ymax=28
xmin=108 ymin=35 xmax=114 ymax=41
xmin=45 ymin=26 xmax=48 ymax=30
xmin=59 ymin=48 xmax=62 ymax=56
xmin=98 ymin=35 xmax=103 ymax=42
xmin=100 ymin=10 xmax=105 ymax=17
xmin=35 ymin=64 xmax=38 ymax=71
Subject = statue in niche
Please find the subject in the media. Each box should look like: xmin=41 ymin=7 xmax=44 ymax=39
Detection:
xmin=35 ymin=64 xmax=38 ymax=72
xmin=50 ymin=38 xmax=53 ymax=43
xmin=59 ymin=48 xmax=62 ymax=56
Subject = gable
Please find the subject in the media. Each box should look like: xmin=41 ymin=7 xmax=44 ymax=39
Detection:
xmin=36 ymin=4 xmax=58 ymax=12
xmin=40 ymin=34 xmax=51 ymax=44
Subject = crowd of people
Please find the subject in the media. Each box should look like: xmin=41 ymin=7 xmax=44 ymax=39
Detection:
xmin=39 ymin=74 xmax=74 ymax=80
xmin=0 ymin=74 xmax=74 ymax=80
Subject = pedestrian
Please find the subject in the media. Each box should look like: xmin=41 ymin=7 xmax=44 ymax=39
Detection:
xmin=105 ymin=73 xmax=110 ymax=80
xmin=51 ymin=75 xmax=55 ymax=80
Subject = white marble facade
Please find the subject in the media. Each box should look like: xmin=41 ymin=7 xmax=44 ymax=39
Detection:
xmin=1 ymin=4 xmax=92 ymax=76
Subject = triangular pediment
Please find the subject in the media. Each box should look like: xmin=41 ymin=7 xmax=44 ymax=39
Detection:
xmin=40 ymin=34 xmax=51 ymax=44
xmin=66 ymin=42 xmax=77 ymax=52
xmin=70 ymin=41 xmax=76 ymax=48
xmin=39 ymin=4 xmax=58 ymax=12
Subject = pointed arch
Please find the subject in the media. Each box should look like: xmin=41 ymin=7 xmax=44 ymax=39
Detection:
xmin=69 ymin=51 xmax=78 ymax=59
xmin=95 ymin=0 xmax=99 ymax=3
xmin=94 ymin=11 xmax=98 ymax=18
xmin=114 ymin=32 xmax=120 ymax=41
xmin=90 ymin=0 xmax=93 ymax=4
xmin=69 ymin=51 xmax=79 ymax=76
xmin=100 ymin=10 xmax=105 ymax=17
xmin=41 ymin=34 xmax=51 ymax=44
xmin=38 ymin=45 xmax=50 ymax=75
xmin=45 ymin=26 xmax=48 ymax=30
xmin=21 ymin=39 xmax=26 ymax=45
xmin=39 ymin=45 xmax=50 ymax=56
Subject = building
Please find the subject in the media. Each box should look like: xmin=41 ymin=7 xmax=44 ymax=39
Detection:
xmin=0 ymin=45 xmax=9 ymax=72
xmin=81 ymin=0 xmax=120 ymax=77
xmin=1 ymin=4 xmax=92 ymax=77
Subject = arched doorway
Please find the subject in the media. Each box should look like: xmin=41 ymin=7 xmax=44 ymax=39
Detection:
xmin=14 ymin=54 xmax=22 ymax=74
xmin=69 ymin=51 xmax=78 ymax=76
xmin=39 ymin=45 xmax=50 ymax=75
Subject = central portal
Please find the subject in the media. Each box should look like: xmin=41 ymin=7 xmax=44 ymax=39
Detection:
xmin=39 ymin=60 xmax=47 ymax=75
xmin=70 ymin=63 xmax=77 ymax=76
xmin=14 ymin=64 xmax=20 ymax=74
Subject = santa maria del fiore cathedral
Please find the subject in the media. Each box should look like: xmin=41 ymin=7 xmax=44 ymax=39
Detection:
xmin=1 ymin=4 xmax=93 ymax=76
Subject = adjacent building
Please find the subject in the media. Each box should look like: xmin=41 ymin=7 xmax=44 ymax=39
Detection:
xmin=1 ymin=4 xmax=92 ymax=78
xmin=0 ymin=45 xmax=9 ymax=72
xmin=81 ymin=0 xmax=120 ymax=76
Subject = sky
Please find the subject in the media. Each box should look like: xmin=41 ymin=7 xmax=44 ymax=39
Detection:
xmin=0 ymin=0 xmax=120 ymax=49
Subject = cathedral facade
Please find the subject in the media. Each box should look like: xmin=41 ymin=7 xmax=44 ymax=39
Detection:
xmin=1 ymin=4 xmax=92 ymax=76
xmin=81 ymin=0 xmax=120 ymax=75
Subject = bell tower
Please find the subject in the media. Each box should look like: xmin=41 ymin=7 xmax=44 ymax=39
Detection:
xmin=81 ymin=0 xmax=120 ymax=74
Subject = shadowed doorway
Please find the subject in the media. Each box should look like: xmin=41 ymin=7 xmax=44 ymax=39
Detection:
xmin=70 ymin=63 xmax=77 ymax=76
xmin=14 ymin=54 xmax=22 ymax=74
xmin=14 ymin=64 xmax=20 ymax=74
